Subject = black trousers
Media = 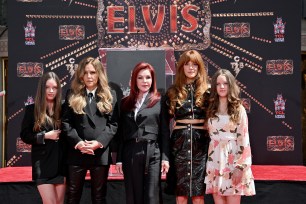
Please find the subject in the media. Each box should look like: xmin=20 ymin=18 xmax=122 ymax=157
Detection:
xmin=66 ymin=165 xmax=110 ymax=204
xmin=122 ymin=141 xmax=161 ymax=204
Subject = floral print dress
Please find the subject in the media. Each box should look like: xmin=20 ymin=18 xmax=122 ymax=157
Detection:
xmin=204 ymin=105 xmax=255 ymax=196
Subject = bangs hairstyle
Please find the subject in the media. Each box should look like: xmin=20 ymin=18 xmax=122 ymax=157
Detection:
xmin=167 ymin=50 xmax=208 ymax=115
xmin=121 ymin=62 xmax=160 ymax=111
xmin=69 ymin=57 xmax=113 ymax=114
xmin=34 ymin=72 xmax=62 ymax=131
xmin=207 ymin=69 xmax=241 ymax=123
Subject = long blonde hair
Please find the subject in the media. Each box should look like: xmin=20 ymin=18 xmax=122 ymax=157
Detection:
xmin=34 ymin=72 xmax=62 ymax=131
xmin=167 ymin=50 xmax=208 ymax=116
xmin=69 ymin=57 xmax=113 ymax=114
xmin=207 ymin=69 xmax=241 ymax=123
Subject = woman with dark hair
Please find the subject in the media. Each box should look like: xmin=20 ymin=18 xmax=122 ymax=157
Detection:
xmin=21 ymin=72 xmax=66 ymax=204
xmin=62 ymin=56 xmax=118 ymax=204
xmin=163 ymin=50 xmax=210 ymax=204
xmin=115 ymin=62 xmax=170 ymax=204
xmin=205 ymin=69 xmax=255 ymax=204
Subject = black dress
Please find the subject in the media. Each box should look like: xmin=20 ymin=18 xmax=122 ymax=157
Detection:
xmin=164 ymin=84 xmax=210 ymax=196
xmin=20 ymin=104 xmax=66 ymax=184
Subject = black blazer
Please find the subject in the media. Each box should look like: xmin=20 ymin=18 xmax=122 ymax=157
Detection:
xmin=20 ymin=104 xmax=66 ymax=180
xmin=117 ymin=94 xmax=170 ymax=162
xmin=62 ymin=90 xmax=118 ymax=166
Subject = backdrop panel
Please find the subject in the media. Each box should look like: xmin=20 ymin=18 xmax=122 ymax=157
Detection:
xmin=100 ymin=48 xmax=172 ymax=96
xmin=7 ymin=0 xmax=302 ymax=166
xmin=7 ymin=0 xmax=100 ymax=166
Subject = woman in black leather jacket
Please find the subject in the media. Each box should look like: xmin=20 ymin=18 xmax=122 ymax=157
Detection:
xmin=163 ymin=50 xmax=210 ymax=204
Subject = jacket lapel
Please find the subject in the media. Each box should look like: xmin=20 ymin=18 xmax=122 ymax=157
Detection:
xmin=137 ymin=94 xmax=150 ymax=113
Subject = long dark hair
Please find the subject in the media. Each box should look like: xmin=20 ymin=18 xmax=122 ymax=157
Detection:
xmin=34 ymin=72 xmax=62 ymax=131
xmin=121 ymin=62 xmax=160 ymax=111
xmin=207 ymin=69 xmax=241 ymax=123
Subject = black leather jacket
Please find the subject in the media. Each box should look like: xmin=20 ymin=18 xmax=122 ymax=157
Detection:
xmin=174 ymin=83 xmax=209 ymax=121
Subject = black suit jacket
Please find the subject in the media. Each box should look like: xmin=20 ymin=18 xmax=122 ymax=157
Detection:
xmin=62 ymin=90 xmax=118 ymax=166
xmin=20 ymin=104 xmax=66 ymax=180
xmin=117 ymin=94 xmax=170 ymax=162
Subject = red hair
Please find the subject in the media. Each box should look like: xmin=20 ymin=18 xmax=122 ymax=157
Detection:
xmin=121 ymin=62 xmax=160 ymax=111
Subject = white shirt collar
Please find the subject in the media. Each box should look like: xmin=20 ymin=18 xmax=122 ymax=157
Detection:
xmin=86 ymin=87 xmax=97 ymax=97
xmin=134 ymin=92 xmax=149 ymax=120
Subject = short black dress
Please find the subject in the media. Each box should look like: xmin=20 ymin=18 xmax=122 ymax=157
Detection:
xmin=20 ymin=104 xmax=66 ymax=185
xmin=165 ymin=84 xmax=210 ymax=196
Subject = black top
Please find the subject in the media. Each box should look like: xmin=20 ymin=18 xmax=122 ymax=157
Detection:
xmin=62 ymin=89 xmax=119 ymax=166
xmin=116 ymin=94 xmax=170 ymax=162
xmin=20 ymin=104 xmax=66 ymax=180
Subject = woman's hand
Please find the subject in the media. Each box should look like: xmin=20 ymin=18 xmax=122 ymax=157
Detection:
xmin=232 ymin=168 xmax=243 ymax=185
xmin=161 ymin=160 xmax=170 ymax=174
xmin=44 ymin=129 xmax=61 ymax=141
xmin=76 ymin=140 xmax=103 ymax=155
xmin=116 ymin=163 xmax=124 ymax=175
xmin=84 ymin=140 xmax=103 ymax=151
xmin=76 ymin=141 xmax=95 ymax=155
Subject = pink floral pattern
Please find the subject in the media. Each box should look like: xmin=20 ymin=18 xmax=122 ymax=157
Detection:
xmin=205 ymin=105 xmax=256 ymax=196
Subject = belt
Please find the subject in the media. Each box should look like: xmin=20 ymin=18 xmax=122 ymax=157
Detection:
xmin=174 ymin=121 xmax=205 ymax=130
xmin=130 ymin=138 xmax=152 ymax=143
xmin=125 ymin=135 xmax=157 ymax=144
xmin=176 ymin=119 xmax=205 ymax=124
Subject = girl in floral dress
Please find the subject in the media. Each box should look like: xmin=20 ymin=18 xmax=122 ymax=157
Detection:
xmin=205 ymin=69 xmax=255 ymax=204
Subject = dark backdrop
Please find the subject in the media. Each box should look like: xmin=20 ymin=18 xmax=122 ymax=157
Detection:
xmin=7 ymin=0 xmax=302 ymax=166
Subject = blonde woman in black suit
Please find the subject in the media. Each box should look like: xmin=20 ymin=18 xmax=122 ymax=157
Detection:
xmin=62 ymin=57 xmax=118 ymax=204
xmin=115 ymin=62 xmax=170 ymax=204
xmin=21 ymin=72 xmax=66 ymax=204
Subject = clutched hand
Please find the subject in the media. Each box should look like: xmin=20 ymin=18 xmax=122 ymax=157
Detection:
xmin=161 ymin=160 xmax=170 ymax=175
xmin=76 ymin=141 xmax=95 ymax=155
xmin=44 ymin=129 xmax=61 ymax=141
xmin=115 ymin=163 xmax=124 ymax=175
xmin=84 ymin=140 xmax=103 ymax=150
xmin=76 ymin=140 xmax=103 ymax=155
